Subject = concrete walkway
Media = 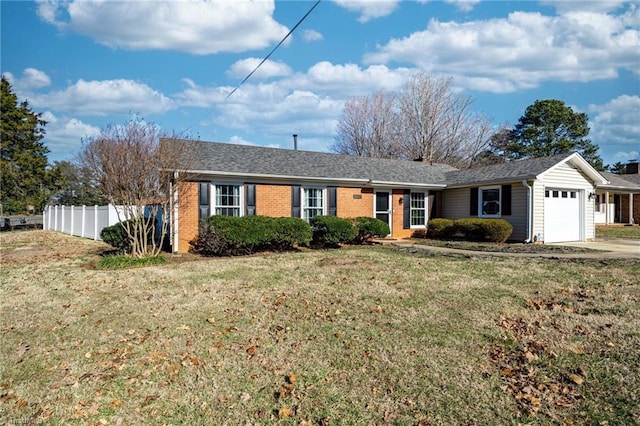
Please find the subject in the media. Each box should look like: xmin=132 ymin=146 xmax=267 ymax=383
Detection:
xmin=385 ymin=239 xmax=640 ymax=260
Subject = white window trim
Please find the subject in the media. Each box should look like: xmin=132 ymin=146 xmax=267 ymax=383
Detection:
xmin=479 ymin=185 xmax=501 ymax=218
xmin=301 ymin=186 xmax=326 ymax=221
xmin=409 ymin=191 xmax=428 ymax=228
xmin=212 ymin=182 xmax=244 ymax=217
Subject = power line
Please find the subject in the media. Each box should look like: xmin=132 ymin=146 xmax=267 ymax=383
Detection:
xmin=225 ymin=0 xmax=322 ymax=100
xmin=177 ymin=0 xmax=322 ymax=137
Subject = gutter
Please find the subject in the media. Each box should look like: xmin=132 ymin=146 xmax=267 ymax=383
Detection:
xmin=522 ymin=179 xmax=533 ymax=243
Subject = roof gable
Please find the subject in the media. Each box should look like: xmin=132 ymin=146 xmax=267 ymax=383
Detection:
xmin=445 ymin=152 xmax=608 ymax=187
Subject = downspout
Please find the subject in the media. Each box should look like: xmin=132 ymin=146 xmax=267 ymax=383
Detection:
xmin=522 ymin=180 xmax=533 ymax=243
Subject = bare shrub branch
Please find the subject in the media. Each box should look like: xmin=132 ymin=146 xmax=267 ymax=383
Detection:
xmin=78 ymin=119 xmax=193 ymax=257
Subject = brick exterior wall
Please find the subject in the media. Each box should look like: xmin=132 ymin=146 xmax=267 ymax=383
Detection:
xmin=256 ymin=184 xmax=291 ymax=217
xmin=336 ymin=187 xmax=373 ymax=218
xmin=175 ymin=181 xmax=425 ymax=252
xmin=177 ymin=181 xmax=199 ymax=253
xmin=620 ymin=194 xmax=640 ymax=224
xmin=392 ymin=189 xmax=414 ymax=239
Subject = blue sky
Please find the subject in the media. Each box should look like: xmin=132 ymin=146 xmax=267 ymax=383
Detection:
xmin=1 ymin=0 xmax=638 ymax=167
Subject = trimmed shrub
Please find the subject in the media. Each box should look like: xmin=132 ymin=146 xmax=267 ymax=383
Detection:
xmin=426 ymin=218 xmax=513 ymax=242
xmin=479 ymin=219 xmax=513 ymax=243
xmin=101 ymin=221 xmax=132 ymax=254
xmin=189 ymin=215 xmax=312 ymax=256
xmin=427 ymin=218 xmax=455 ymax=239
xmin=454 ymin=218 xmax=485 ymax=241
xmin=189 ymin=220 xmax=228 ymax=256
xmin=271 ymin=217 xmax=313 ymax=250
xmin=351 ymin=216 xmax=390 ymax=244
xmin=310 ymin=215 xmax=357 ymax=248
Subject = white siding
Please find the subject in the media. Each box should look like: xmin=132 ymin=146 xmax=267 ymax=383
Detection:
xmin=533 ymin=163 xmax=596 ymax=242
xmin=441 ymin=188 xmax=470 ymax=219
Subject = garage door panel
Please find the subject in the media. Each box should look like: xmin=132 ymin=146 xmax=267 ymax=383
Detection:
xmin=544 ymin=189 xmax=580 ymax=243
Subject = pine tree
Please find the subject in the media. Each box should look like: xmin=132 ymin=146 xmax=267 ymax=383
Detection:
xmin=1 ymin=77 xmax=49 ymax=214
xmin=508 ymin=99 xmax=604 ymax=170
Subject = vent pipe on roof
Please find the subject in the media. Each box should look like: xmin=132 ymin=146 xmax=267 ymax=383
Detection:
xmin=293 ymin=134 xmax=298 ymax=150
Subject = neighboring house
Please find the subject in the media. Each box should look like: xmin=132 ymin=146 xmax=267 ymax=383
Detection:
xmin=595 ymin=161 xmax=640 ymax=225
xmin=166 ymin=139 xmax=611 ymax=253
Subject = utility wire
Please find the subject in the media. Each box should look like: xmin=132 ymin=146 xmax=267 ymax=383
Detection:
xmin=225 ymin=0 xmax=322 ymax=100
xmin=177 ymin=0 xmax=322 ymax=137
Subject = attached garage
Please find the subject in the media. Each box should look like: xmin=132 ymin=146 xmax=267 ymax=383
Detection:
xmin=543 ymin=188 xmax=581 ymax=243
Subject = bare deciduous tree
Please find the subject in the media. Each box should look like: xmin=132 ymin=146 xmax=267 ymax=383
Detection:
xmin=79 ymin=119 xmax=192 ymax=257
xmin=398 ymin=74 xmax=495 ymax=167
xmin=333 ymin=73 xmax=497 ymax=168
xmin=332 ymin=91 xmax=401 ymax=158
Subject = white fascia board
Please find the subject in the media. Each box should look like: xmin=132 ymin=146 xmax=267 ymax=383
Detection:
xmin=369 ymin=180 xmax=446 ymax=189
xmin=183 ymin=169 xmax=370 ymax=185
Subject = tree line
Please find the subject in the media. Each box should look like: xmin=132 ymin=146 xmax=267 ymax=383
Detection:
xmin=332 ymin=72 xmax=605 ymax=171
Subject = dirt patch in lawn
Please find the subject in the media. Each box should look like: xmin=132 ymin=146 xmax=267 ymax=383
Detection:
xmin=0 ymin=230 xmax=111 ymax=267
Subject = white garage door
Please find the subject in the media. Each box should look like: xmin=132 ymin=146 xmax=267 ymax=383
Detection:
xmin=544 ymin=189 xmax=581 ymax=243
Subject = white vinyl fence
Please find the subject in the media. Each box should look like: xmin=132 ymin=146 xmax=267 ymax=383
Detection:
xmin=43 ymin=205 xmax=131 ymax=240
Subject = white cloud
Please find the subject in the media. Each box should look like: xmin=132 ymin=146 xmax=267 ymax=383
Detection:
xmin=444 ymin=0 xmax=481 ymax=12
xmin=332 ymin=0 xmax=400 ymax=23
xmin=589 ymin=95 xmax=640 ymax=146
xmin=302 ymin=61 xmax=412 ymax=94
xmin=39 ymin=112 xmax=101 ymax=160
xmin=364 ymin=7 xmax=639 ymax=93
xmin=302 ymin=29 xmax=324 ymax=42
xmin=2 ymin=68 xmax=51 ymax=91
xmin=31 ymin=79 xmax=175 ymax=116
xmin=35 ymin=0 xmax=289 ymax=55
xmin=227 ymin=58 xmax=293 ymax=80
xmin=613 ymin=150 xmax=639 ymax=162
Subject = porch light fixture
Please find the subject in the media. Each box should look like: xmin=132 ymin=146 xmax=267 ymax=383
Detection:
xmin=588 ymin=192 xmax=596 ymax=200
xmin=398 ymin=197 xmax=404 ymax=205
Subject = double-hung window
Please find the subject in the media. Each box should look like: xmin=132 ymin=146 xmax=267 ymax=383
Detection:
xmin=303 ymin=187 xmax=324 ymax=221
xmin=479 ymin=186 xmax=501 ymax=217
xmin=410 ymin=192 xmax=427 ymax=227
xmin=215 ymin=184 xmax=241 ymax=216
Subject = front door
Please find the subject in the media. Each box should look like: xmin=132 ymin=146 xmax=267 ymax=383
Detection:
xmin=375 ymin=191 xmax=391 ymax=233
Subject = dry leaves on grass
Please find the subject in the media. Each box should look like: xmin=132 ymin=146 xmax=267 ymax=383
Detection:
xmin=491 ymin=286 xmax=606 ymax=418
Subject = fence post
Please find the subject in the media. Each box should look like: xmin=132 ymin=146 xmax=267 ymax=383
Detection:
xmin=80 ymin=205 xmax=85 ymax=238
xmin=94 ymin=205 xmax=99 ymax=240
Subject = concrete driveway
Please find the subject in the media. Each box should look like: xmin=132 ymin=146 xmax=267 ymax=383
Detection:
xmin=550 ymin=239 xmax=640 ymax=257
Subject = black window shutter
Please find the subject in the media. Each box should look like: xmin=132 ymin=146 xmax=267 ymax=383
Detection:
xmin=501 ymin=184 xmax=512 ymax=216
xmin=245 ymin=184 xmax=256 ymax=216
xmin=199 ymin=182 xmax=210 ymax=220
xmin=470 ymin=187 xmax=478 ymax=216
xmin=403 ymin=189 xmax=411 ymax=229
xmin=428 ymin=192 xmax=436 ymax=220
xmin=328 ymin=187 xmax=337 ymax=216
xmin=291 ymin=186 xmax=301 ymax=218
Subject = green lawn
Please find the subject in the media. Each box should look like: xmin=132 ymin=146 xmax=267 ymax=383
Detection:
xmin=596 ymin=224 xmax=640 ymax=239
xmin=1 ymin=231 xmax=639 ymax=425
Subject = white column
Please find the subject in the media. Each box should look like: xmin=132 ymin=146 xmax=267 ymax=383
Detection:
xmin=630 ymin=193 xmax=634 ymax=225
xmin=605 ymin=191 xmax=610 ymax=224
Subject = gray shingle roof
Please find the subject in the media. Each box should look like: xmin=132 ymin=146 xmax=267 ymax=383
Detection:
xmin=169 ymin=139 xmax=457 ymax=186
xmin=600 ymin=172 xmax=640 ymax=191
xmin=168 ymin=139 xmax=621 ymax=189
xmin=444 ymin=153 xmax=575 ymax=187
